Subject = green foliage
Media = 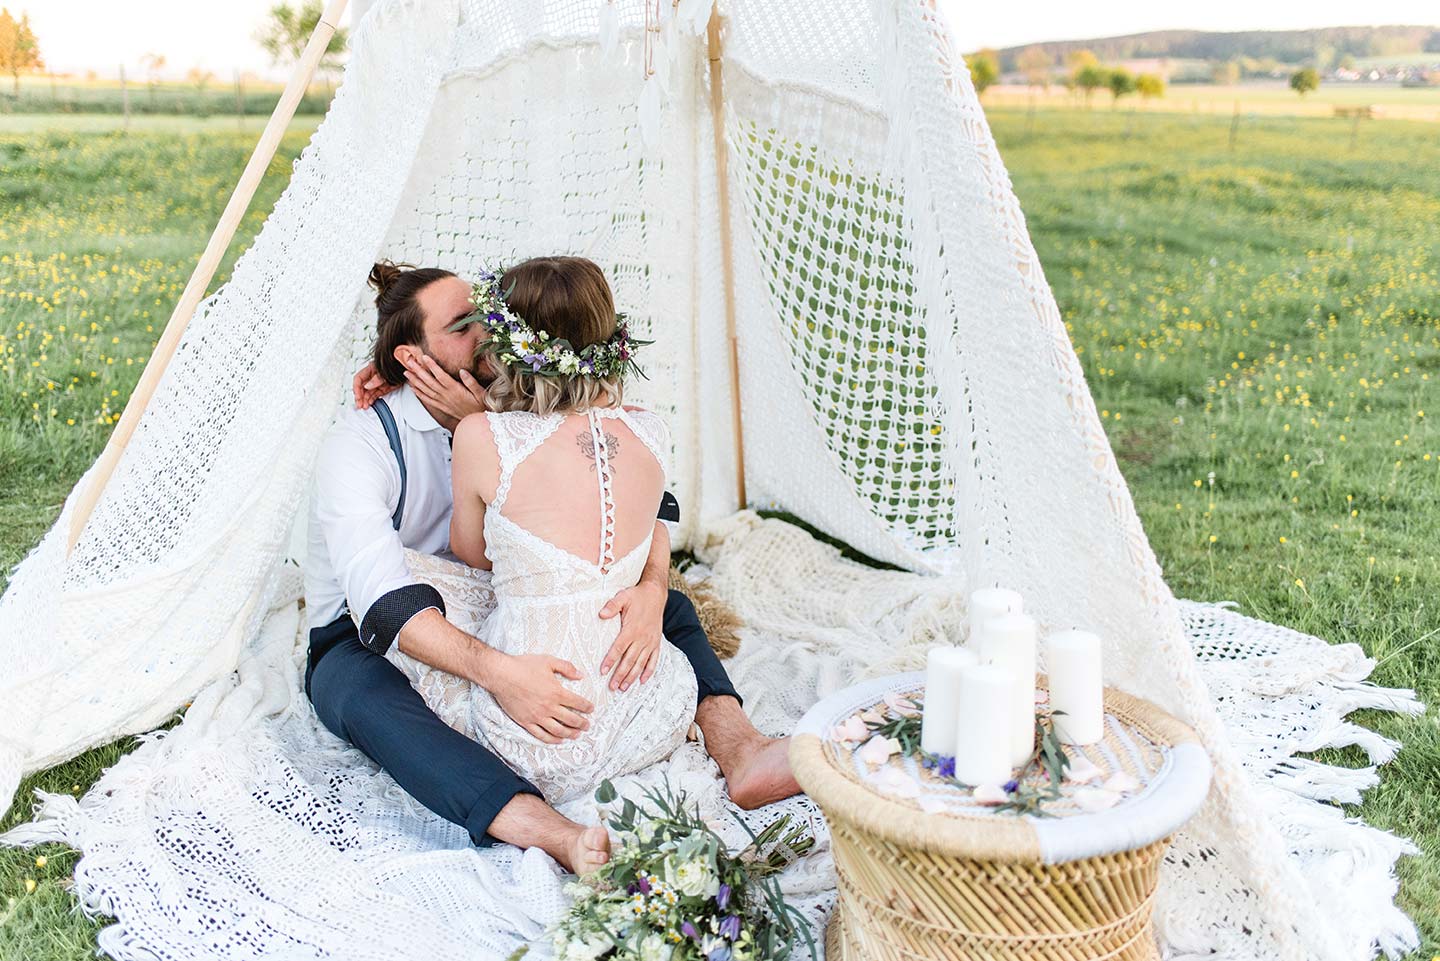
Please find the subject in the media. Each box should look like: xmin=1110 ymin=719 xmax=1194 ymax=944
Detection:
xmin=968 ymin=48 xmax=1000 ymax=96
xmin=1074 ymin=64 xmax=1109 ymax=104
xmin=1107 ymin=67 xmax=1138 ymax=104
xmin=255 ymin=1 xmax=349 ymax=69
xmin=0 ymin=7 xmax=43 ymax=95
xmin=1290 ymin=67 xmax=1321 ymax=96
xmin=1017 ymin=45 xmax=1053 ymax=90
xmin=1136 ymin=73 xmax=1166 ymax=99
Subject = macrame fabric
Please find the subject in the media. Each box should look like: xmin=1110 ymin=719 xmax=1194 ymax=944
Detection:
xmin=0 ymin=1 xmax=1422 ymax=959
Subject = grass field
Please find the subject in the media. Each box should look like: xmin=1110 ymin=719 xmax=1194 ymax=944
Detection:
xmin=985 ymin=81 xmax=1440 ymax=122
xmin=2 ymin=107 xmax=1439 ymax=957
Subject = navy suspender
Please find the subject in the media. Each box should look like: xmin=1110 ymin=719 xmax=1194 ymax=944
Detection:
xmin=372 ymin=398 xmax=407 ymax=531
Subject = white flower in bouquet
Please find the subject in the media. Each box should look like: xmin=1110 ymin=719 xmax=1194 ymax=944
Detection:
xmin=637 ymin=932 xmax=673 ymax=961
xmin=555 ymin=931 xmax=612 ymax=961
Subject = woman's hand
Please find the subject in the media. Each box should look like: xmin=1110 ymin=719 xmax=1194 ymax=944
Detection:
xmin=402 ymin=354 xmax=487 ymax=429
xmin=598 ymin=580 xmax=666 ymax=691
xmin=352 ymin=362 xmax=397 ymax=409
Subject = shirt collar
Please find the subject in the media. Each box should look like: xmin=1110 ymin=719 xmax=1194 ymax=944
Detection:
xmin=390 ymin=384 xmax=449 ymax=435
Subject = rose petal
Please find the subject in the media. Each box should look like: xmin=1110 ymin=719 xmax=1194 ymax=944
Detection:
xmin=883 ymin=691 xmax=922 ymax=718
xmin=869 ymin=765 xmax=920 ymax=798
xmin=859 ymin=709 xmax=885 ymax=726
xmin=857 ymin=735 xmax=902 ymax=767
xmin=830 ymin=715 xmax=868 ymax=744
xmin=1074 ymin=787 xmax=1121 ymax=812
xmin=1103 ymin=771 xmax=1141 ymax=794
xmin=1065 ymin=754 xmax=1104 ymax=784
xmin=972 ymin=783 xmax=1008 ymax=805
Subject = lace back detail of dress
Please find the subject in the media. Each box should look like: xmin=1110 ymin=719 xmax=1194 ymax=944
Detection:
xmin=585 ymin=411 xmax=619 ymax=574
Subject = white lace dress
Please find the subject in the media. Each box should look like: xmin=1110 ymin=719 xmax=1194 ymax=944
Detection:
xmin=384 ymin=407 xmax=697 ymax=804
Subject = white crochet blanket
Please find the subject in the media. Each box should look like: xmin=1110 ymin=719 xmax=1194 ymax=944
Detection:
xmin=3 ymin=516 xmax=1421 ymax=961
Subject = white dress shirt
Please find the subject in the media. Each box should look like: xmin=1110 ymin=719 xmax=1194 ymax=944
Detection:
xmin=303 ymin=385 xmax=456 ymax=647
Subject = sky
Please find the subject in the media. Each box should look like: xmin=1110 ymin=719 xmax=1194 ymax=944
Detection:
xmin=20 ymin=0 xmax=1440 ymax=80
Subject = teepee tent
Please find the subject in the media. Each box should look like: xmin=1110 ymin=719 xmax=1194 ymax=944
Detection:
xmin=0 ymin=1 xmax=1420 ymax=959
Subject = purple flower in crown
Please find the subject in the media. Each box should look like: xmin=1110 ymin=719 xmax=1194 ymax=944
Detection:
xmin=719 ymin=915 xmax=741 ymax=940
xmin=937 ymin=756 xmax=956 ymax=779
xmin=488 ymin=311 xmax=504 ymax=322
xmin=714 ymin=883 xmax=731 ymax=911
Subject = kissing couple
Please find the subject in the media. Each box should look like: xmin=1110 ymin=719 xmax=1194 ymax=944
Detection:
xmin=301 ymin=255 xmax=801 ymax=874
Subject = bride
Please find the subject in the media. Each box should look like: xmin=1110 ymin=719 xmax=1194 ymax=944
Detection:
xmin=383 ymin=256 xmax=698 ymax=805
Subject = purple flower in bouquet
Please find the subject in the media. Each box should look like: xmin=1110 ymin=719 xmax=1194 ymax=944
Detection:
xmin=719 ymin=914 xmax=742 ymax=940
xmin=681 ymin=921 xmax=699 ymax=941
xmin=715 ymin=883 xmax=731 ymax=910
xmin=1003 ymin=779 xmax=1019 ymax=794
xmin=636 ymin=874 xmax=652 ymax=895
xmin=706 ymin=946 xmax=732 ymax=961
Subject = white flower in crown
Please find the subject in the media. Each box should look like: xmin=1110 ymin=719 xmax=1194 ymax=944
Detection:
xmin=451 ymin=265 xmax=652 ymax=381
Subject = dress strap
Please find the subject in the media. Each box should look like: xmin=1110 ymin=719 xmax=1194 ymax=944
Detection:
xmin=489 ymin=411 xmax=564 ymax=512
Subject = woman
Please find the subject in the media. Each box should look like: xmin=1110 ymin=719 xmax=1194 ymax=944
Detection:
xmin=384 ymin=256 xmax=697 ymax=804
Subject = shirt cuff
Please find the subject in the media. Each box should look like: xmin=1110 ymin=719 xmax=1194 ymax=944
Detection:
xmin=359 ymin=584 xmax=446 ymax=655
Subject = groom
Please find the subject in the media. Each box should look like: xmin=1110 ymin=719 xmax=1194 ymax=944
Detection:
xmin=303 ymin=262 xmax=798 ymax=873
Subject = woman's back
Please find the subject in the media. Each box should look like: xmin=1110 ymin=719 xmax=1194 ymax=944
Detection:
xmin=474 ymin=405 xmax=669 ymax=600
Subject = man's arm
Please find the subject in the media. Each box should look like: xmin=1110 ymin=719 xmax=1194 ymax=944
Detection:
xmin=314 ymin=424 xmax=593 ymax=741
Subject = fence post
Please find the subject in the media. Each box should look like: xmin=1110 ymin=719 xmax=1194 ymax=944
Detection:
xmin=235 ymin=70 xmax=244 ymax=131
xmin=120 ymin=65 xmax=130 ymax=130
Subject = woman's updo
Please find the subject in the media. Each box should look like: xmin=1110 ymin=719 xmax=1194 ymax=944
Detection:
xmin=367 ymin=259 xmax=456 ymax=386
xmin=482 ymin=256 xmax=624 ymax=415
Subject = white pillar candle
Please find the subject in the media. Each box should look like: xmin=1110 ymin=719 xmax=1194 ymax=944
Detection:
xmin=921 ymin=646 xmax=979 ymax=756
xmin=977 ymin=613 xmax=1039 ymax=767
xmin=1044 ymin=629 xmax=1105 ymax=745
xmin=952 ymin=663 xmax=1015 ymax=787
xmin=968 ymin=588 xmax=1022 ymax=652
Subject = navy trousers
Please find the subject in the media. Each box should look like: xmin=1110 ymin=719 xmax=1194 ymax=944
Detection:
xmin=304 ymin=589 xmax=740 ymax=846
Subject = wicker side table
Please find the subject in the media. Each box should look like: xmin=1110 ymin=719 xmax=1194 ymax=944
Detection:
xmin=791 ymin=673 xmax=1212 ymax=961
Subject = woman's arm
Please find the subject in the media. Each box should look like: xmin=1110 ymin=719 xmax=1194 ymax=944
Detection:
xmin=450 ymin=413 xmax=494 ymax=570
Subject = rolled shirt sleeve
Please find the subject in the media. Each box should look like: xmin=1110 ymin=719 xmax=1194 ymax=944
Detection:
xmin=313 ymin=423 xmax=444 ymax=654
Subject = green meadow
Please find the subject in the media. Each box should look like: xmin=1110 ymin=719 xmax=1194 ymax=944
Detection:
xmin=1 ymin=108 xmax=1437 ymax=958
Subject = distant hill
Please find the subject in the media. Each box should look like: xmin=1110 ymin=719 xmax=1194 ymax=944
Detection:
xmin=992 ymin=26 xmax=1440 ymax=71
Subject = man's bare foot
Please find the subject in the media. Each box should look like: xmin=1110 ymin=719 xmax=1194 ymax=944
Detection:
xmin=560 ymin=825 xmax=611 ymax=874
xmin=723 ymin=735 xmax=802 ymax=810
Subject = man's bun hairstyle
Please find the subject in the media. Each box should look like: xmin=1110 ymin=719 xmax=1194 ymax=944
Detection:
xmin=367 ymin=259 xmax=456 ymax=386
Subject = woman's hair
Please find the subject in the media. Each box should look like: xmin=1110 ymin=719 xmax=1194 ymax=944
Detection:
xmin=368 ymin=260 xmax=456 ymax=386
xmin=483 ymin=256 xmax=624 ymax=416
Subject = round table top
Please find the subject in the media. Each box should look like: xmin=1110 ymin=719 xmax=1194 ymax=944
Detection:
xmin=790 ymin=672 xmax=1213 ymax=865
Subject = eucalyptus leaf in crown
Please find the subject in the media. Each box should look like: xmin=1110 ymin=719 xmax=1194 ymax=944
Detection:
xmin=449 ymin=268 xmax=651 ymax=382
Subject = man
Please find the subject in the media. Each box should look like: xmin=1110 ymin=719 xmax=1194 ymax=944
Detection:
xmin=303 ymin=262 xmax=798 ymax=873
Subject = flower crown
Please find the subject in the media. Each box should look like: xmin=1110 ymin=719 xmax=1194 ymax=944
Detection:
xmin=448 ymin=268 xmax=649 ymax=382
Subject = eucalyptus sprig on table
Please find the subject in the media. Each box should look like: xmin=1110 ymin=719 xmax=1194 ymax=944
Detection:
xmin=860 ymin=696 xmax=1073 ymax=817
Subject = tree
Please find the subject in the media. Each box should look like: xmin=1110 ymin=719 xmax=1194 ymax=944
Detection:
xmin=1211 ymin=60 xmax=1241 ymax=86
xmin=187 ymin=66 xmax=214 ymax=94
xmin=1074 ymin=64 xmax=1108 ymax=107
xmin=968 ymin=48 xmax=1000 ymax=97
xmin=1106 ymin=68 xmax=1137 ymax=107
xmin=1136 ymin=73 xmax=1165 ymax=101
xmin=1066 ymin=48 xmax=1099 ymax=75
xmin=0 ymin=7 xmax=43 ymax=97
xmin=256 ymin=1 xmax=348 ymax=71
xmin=141 ymin=52 xmax=166 ymax=105
xmin=1018 ymin=45 xmax=1053 ymax=93
xmin=1290 ymin=67 xmax=1320 ymax=97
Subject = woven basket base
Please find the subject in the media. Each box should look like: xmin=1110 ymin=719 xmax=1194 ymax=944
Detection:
xmin=822 ymin=820 xmax=1165 ymax=961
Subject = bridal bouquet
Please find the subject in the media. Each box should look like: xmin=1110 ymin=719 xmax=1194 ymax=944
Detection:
xmin=519 ymin=780 xmax=817 ymax=961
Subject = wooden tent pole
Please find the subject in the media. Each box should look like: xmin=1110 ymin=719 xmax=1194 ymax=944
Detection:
xmin=706 ymin=6 xmax=748 ymax=510
xmin=65 ymin=0 xmax=350 ymax=554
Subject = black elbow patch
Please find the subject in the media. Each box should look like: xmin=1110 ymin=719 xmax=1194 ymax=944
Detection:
xmin=658 ymin=491 xmax=680 ymax=523
xmin=359 ymin=584 xmax=446 ymax=655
